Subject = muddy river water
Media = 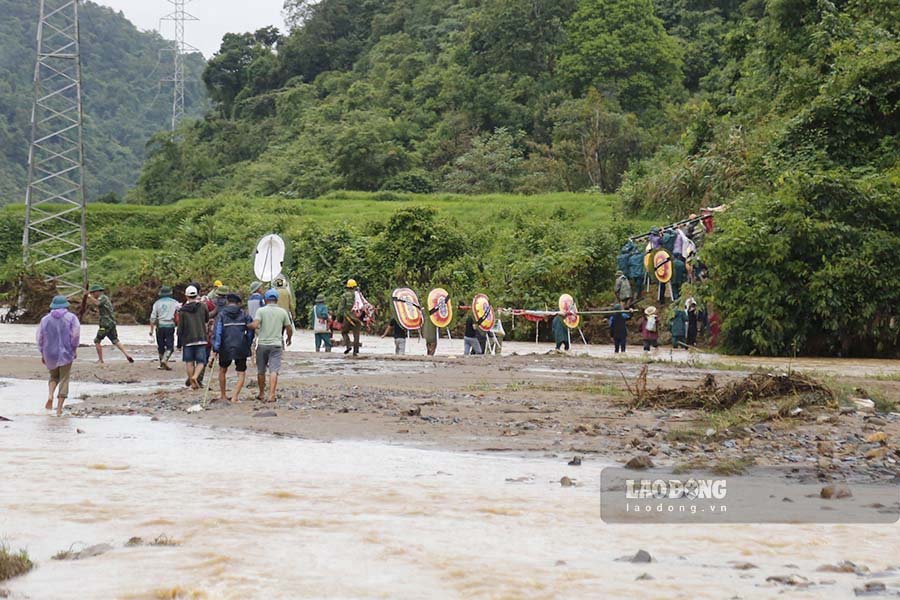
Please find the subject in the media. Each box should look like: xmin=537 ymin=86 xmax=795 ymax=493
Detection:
xmin=2 ymin=378 xmax=898 ymax=599
xmin=2 ymin=325 xmax=900 ymax=598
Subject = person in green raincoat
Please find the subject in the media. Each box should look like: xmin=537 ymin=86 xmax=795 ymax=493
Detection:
xmin=672 ymin=252 xmax=687 ymax=300
xmin=670 ymin=304 xmax=688 ymax=349
xmin=552 ymin=312 xmax=570 ymax=351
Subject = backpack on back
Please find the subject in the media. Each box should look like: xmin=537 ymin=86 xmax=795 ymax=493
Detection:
xmin=646 ymin=315 xmax=658 ymax=332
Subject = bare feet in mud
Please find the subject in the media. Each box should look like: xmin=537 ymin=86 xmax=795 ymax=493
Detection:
xmin=45 ymin=398 xmax=52 ymax=410
xmin=189 ymin=378 xmax=200 ymax=390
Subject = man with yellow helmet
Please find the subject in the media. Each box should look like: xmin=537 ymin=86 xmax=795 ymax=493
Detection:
xmin=338 ymin=279 xmax=362 ymax=355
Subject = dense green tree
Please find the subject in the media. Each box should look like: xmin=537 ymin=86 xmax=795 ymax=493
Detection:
xmin=443 ymin=128 xmax=525 ymax=194
xmin=203 ymin=30 xmax=280 ymax=117
xmin=706 ymin=172 xmax=900 ymax=357
xmin=558 ymin=0 xmax=684 ymax=116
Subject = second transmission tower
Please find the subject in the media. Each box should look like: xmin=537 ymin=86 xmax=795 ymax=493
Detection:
xmin=160 ymin=0 xmax=198 ymax=130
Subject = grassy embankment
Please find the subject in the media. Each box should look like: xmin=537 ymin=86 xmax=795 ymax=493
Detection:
xmin=0 ymin=191 xmax=657 ymax=329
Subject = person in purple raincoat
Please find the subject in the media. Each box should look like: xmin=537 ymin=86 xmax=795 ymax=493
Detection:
xmin=36 ymin=295 xmax=81 ymax=416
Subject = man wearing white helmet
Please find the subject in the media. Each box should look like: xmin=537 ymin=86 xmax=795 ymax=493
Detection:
xmin=177 ymin=285 xmax=211 ymax=389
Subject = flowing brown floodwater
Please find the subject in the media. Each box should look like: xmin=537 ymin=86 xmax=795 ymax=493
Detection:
xmin=2 ymin=375 xmax=899 ymax=598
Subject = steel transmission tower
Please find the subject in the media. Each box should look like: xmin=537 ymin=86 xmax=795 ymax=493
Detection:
xmin=23 ymin=0 xmax=88 ymax=298
xmin=160 ymin=0 xmax=198 ymax=130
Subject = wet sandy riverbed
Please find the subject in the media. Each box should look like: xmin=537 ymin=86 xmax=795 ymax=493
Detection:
xmin=2 ymin=326 xmax=900 ymax=598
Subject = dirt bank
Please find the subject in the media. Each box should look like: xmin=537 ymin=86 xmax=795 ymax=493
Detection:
xmin=3 ymin=340 xmax=897 ymax=483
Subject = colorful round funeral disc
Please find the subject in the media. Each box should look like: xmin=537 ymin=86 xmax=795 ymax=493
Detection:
xmin=392 ymin=288 xmax=423 ymax=330
xmin=653 ymin=249 xmax=673 ymax=284
xmin=427 ymin=288 xmax=453 ymax=328
xmin=472 ymin=293 xmax=495 ymax=332
xmin=558 ymin=293 xmax=581 ymax=329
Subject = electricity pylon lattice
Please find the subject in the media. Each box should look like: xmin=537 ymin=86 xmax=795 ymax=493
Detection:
xmin=23 ymin=0 xmax=87 ymax=298
xmin=160 ymin=0 xmax=198 ymax=130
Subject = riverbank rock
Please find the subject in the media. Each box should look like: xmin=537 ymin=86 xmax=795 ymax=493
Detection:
xmin=854 ymin=582 xmax=887 ymax=596
xmin=817 ymin=561 xmax=869 ymax=575
xmin=560 ymin=476 xmax=575 ymax=487
xmin=820 ymin=485 xmax=852 ymax=499
xmin=253 ymin=411 xmax=278 ymax=418
xmin=766 ymin=574 xmax=810 ymax=587
xmin=568 ymin=456 xmax=582 ymax=466
xmin=625 ymin=455 xmax=654 ymax=470
xmin=616 ymin=550 xmax=653 ymax=563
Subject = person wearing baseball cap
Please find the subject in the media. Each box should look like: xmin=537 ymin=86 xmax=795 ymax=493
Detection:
xmin=248 ymin=289 xmax=293 ymax=402
xmin=149 ymin=286 xmax=180 ymax=370
xmin=177 ymin=284 xmax=211 ymax=389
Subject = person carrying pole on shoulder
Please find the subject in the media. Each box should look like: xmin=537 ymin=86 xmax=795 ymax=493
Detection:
xmin=552 ymin=312 xmax=570 ymax=351
xmin=87 ymin=284 xmax=134 ymax=364
xmin=149 ymin=286 xmax=180 ymax=370
xmin=609 ymin=303 xmax=631 ymax=354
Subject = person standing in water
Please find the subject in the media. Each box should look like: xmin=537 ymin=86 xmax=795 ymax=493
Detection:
xmin=87 ymin=284 xmax=134 ymax=364
xmin=149 ymin=286 xmax=180 ymax=370
xmin=37 ymin=295 xmax=81 ymax=416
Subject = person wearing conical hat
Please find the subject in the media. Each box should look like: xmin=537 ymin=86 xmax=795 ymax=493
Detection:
xmin=87 ymin=284 xmax=134 ymax=365
xmin=640 ymin=306 xmax=659 ymax=354
xmin=37 ymin=295 xmax=81 ymax=416
xmin=149 ymin=286 xmax=181 ymax=370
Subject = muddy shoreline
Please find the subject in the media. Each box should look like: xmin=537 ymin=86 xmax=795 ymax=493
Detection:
xmin=3 ymin=341 xmax=898 ymax=484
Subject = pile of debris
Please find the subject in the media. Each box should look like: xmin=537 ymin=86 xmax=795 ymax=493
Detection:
xmin=627 ymin=367 xmax=836 ymax=412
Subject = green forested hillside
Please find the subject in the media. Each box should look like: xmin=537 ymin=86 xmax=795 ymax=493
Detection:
xmin=0 ymin=0 xmax=206 ymax=205
xmin=5 ymin=0 xmax=898 ymax=356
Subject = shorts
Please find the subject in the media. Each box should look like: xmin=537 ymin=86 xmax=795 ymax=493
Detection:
xmin=94 ymin=325 xmax=119 ymax=345
xmin=219 ymin=355 xmax=248 ymax=372
xmin=183 ymin=344 xmax=208 ymax=364
xmin=257 ymin=345 xmax=283 ymax=375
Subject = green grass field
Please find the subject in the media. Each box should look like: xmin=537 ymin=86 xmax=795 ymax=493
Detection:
xmin=1 ymin=192 xmax=658 ymax=321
